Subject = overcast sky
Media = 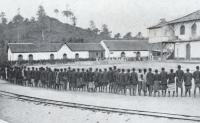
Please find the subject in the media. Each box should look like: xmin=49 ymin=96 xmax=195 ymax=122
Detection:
xmin=1 ymin=0 xmax=200 ymax=36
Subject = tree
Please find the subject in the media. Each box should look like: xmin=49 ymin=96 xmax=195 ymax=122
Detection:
xmin=71 ymin=15 xmax=77 ymax=26
xmin=30 ymin=17 xmax=36 ymax=22
xmin=12 ymin=14 xmax=24 ymax=24
xmin=133 ymin=32 xmax=145 ymax=39
xmin=100 ymin=24 xmax=111 ymax=38
xmin=62 ymin=6 xmax=73 ymax=24
xmin=123 ymin=32 xmax=133 ymax=40
xmin=54 ymin=9 xmax=59 ymax=17
xmin=0 ymin=12 xmax=7 ymax=24
xmin=114 ymin=33 xmax=121 ymax=39
xmin=89 ymin=20 xmax=100 ymax=34
xmin=37 ymin=5 xmax=48 ymax=41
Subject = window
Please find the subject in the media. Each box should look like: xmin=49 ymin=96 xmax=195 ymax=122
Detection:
xmin=121 ymin=52 xmax=126 ymax=58
xmin=96 ymin=52 xmax=98 ymax=56
xmin=180 ymin=25 xmax=185 ymax=35
xmin=191 ymin=23 xmax=197 ymax=36
xmin=75 ymin=53 xmax=79 ymax=60
xmin=18 ymin=54 xmax=23 ymax=61
xmin=28 ymin=54 xmax=33 ymax=61
xmin=63 ymin=53 xmax=67 ymax=59
xmin=50 ymin=54 xmax=54 ymax=60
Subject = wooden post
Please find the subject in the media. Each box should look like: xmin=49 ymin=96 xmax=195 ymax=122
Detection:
xmin=161 ymin=42 xmax=163 ymax=61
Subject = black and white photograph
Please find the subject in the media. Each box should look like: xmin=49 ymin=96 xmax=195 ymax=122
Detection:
xmin=0 ymin=0 xmax=200 ymax=123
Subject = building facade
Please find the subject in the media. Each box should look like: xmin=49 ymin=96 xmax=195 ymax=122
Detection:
xmin=8 ymin=43 xmax=105 ymax=61
xmin=148 ymin=10 xmax=200 ymax=60
xmin=101 ymin=40 xmax=159 ymax=59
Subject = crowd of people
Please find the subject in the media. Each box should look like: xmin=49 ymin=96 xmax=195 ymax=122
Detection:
xmin=0 ymin=65 xmax=200 ymax=97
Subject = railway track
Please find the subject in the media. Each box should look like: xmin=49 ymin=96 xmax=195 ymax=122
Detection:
xmin=0 ymin=90 xmax=200 ymax=122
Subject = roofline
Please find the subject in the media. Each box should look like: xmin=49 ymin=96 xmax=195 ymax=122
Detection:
xmin=174 ymin=39 xmax=200 ymax=43
xmin=168 ymin=19 xmax=200 ymax=24
xmin=168 ymin=10 xmax=200 ymax=24
xmin=109 ymin=50 xmax=150 ymax=51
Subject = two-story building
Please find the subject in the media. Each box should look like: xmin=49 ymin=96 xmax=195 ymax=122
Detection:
xmin=148 ymin=10 xmax=200 ymax=60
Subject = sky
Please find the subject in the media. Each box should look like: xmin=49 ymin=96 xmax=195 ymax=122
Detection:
xmin=1 ymin=0 xmax=200 ymax=36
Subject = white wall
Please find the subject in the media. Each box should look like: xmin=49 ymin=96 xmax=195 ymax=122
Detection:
xmin=175 ymin=43 xmax=186 ymax=58
xmin=56 ymin=44 xmax=89 ymax=59
xmin=8 ymin=44 xmax=90 ymax=61
xmin=108 ymin=51 xmax=149 ymax=58
xmin=174 ymin=21 xmax=200 ymax=41
xmin=175 ymin=41 xmax=200 ymax=59
xmin=100 ymin=41 xmax=149 ymax=58
xmin=148 ymin=25 xmax=174 ymax=43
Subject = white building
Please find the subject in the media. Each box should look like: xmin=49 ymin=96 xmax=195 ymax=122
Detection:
xmin=7 ymin=43 xmax=105 ymax=61
xmin=101 ymin=40 xmax=160 ymax=59
xmin=148 ymin=10 xmax=200 ymax=60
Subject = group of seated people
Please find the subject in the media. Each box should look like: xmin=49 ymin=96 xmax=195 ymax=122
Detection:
xmin=0 ymin=65 xmax=200 ymax=97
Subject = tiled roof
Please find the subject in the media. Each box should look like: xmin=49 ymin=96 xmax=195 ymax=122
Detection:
xmin=147 ymin=21 xmax=168 ymax=29
xmin=102 ymin=40 xmax=159 ymax=51
xmin=169 ymin=10 xmax=200 ymax=24
xmin=66 ymin=43 xmax=105 ymax=51
xmin=8 ymin=43 xmax=63 ymax=53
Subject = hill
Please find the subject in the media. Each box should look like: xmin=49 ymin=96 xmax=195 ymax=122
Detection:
xmin=0 ymin=16 xmax=111 ymax=44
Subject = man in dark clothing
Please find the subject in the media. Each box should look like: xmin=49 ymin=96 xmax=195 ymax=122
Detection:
xmin=176 ymin=65 xmax=184 ymax=97
xmin=125 ymin=69 xmax=131 ymax=95
xmin=167 ymin=69 xmax=176 ymax=97
xmin=26 ymin=68 xmax=31 ymax=86
xmin=107 ymin=67 xmax=113 ymax=93
xmin=146 ymin=68 xmax=154 ymax=96
xmin=102 ymin=68 xmax=108 ymax=92
xmin=193 ymin=66 xmax=200 ymax=97
xmin=119 ymin=69 xmax=126 ymax=95
xmin=184 ymin=69 xmax=193 ymax=97
xmin=130 ymin=68 xmax=138 ymax=96
xmin=63 ymin=68 xmax=68 ymax=90
xmin=160 ymin=68 xmax=168 ymax=96
xmin=30 ymin=67 xmax=35 ymax=87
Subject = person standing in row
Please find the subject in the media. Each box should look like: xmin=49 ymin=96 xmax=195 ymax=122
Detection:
xmin=130 ymin=68 xmax=138 ymax=96
xmin=167 ymin=69 xmax=176 ymax=97
xmin=184 ymin=69 xmax=193 ymax=97
xmin=138 ymin=69 xmax=143 ymax=96
xmin=142 ymin=69 xmax=147 ymax=96
xmin=176 ymin=65 xmax=184 ymax=97
xmin=193 ymin=66 xmax=200 ymax=97
xmin=146 ymin=68 xmax=154 ymax=96
xmin=153 ymin=69 xmax=161 ymax=97
xmin=160 ymin=68 xmax=168 ymax=96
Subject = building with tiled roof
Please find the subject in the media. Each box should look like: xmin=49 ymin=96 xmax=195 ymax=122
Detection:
xmin=101 ymin=40 xmax=160 ymax=59
xmin=8 ymin=43 xmax=105 ymax=61
xmin=148 ymin=10 xmax=200 ymax=60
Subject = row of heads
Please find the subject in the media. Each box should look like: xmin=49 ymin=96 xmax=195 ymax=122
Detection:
xmin=22 ymin=65 xmax=199 ymax=73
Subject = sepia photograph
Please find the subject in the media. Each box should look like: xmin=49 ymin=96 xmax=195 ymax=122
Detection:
xmin=0 ymin=0 xmax=200 ymax=123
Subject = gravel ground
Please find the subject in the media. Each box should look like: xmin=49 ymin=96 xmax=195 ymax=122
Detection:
xmin=0 ymin=95 xmax=196 ymax=123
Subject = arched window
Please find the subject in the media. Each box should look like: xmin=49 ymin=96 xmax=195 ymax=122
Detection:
xmin=18 ymin=54 xmax=23 ymax=61
xmin=63 ymin=53 xmax=67 ymax=59
xmin=121 ymin=52 xmax=126 ymax=58
xmin=50 ymin=54 xmax=54 ymax=60
xmin=180 ymin=25 xmax=185 ymax=35
xmin=191 ymin=23 xmax=197 ymax=36
xmin=75 ymin=53 xmax=79 ymax=60
xmin=28 ymin=54 xmax=33 ymax=61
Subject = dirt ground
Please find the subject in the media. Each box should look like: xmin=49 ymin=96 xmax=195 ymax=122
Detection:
xmin=0 ymin=95 xmax=196 ymax=123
